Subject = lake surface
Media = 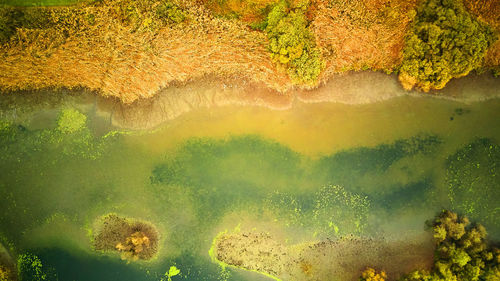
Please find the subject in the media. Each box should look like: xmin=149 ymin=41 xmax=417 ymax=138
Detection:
xmin=0 ymin=74 xmax=499 ymax=281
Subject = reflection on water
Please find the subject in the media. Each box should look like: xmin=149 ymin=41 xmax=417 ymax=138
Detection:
xmin=0 ymin=75 xmax=499 ymax=281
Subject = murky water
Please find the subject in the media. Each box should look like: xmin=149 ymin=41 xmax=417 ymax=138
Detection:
xmin=0 ymin=74 xmax=499 ymax=281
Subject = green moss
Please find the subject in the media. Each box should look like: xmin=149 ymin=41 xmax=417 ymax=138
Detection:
xmin=57 ymin=108 xmax=87 ymax=134
xmin=115 ymin=0 xmax=186 ymax=32
xmin=446 ymin=138 xmax=500 ymax=233
xmin=400 ymin=0 xmax=495 ymax=91
xmin=17 ymin=253 xmax=56 ymax=281
xmin=265 ymin=0 xmax=324 ymax=84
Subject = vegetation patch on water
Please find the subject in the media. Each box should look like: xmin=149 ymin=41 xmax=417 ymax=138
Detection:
xmin=93 ymin=214 xmax=159 ymax=261
xmin=446 ymin=138 xmax=500 ymax=234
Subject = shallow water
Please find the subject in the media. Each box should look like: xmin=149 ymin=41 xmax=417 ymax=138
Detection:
xmin=0 ymin=74 xmax=499 ymax=281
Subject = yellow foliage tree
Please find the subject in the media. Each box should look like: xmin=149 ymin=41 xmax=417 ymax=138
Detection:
xmin=360 ymin=267 xmax=387 ymax=281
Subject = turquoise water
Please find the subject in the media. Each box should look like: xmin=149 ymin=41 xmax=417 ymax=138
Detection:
xmin=0 ymin=89 xmax=499 ymax=280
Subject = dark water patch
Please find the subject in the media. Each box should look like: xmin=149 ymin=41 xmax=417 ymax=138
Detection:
xmin=34 ymin=248 xmax=152 ymax=281
xmin=150 ymin=135 xmax=306 ymax=224
xmin=314 ymin=134 xmax=441 ymax=194
xmin=375 ymin=179 xmax=437 ymax=211
xmin=150 ymin=134 xmax=447 ymax=239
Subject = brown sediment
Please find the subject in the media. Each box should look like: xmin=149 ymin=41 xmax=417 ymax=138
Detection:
xmin=93 ymin=214 xmax=159 ymax=260
xmin=212 ymin=231 xmax=434 ymax=281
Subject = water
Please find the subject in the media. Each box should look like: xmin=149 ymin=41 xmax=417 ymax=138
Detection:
xmin=0 ymin=75 xmax=499 ymax=281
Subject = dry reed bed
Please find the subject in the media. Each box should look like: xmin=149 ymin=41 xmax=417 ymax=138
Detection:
xmin=0 ymin=0 xmax=498 ymax=103
xmin=0 ymin=0 xmax=289 ymax=103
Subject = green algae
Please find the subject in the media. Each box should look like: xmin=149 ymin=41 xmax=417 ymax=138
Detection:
xmin=446 ymin=138 xmax=500 ymax=234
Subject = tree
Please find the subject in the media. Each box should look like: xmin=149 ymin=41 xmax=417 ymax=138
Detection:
xmin=399 ymin=0 xmax=495 ymax=91
xmin=401 ymin=210 xmax=499 ymax=281
xmin=265 ymin=0 xmax=323 ymax=84
xmin=359 ymin=268 xmax=387 ymax=281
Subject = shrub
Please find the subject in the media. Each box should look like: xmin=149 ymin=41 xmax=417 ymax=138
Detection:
xmin=0 ymin=7 xmax=23 ymax=44
xmin=265 ymin=0 xmax=323 ymax=84
xmin=0 ymin=265 xmax=11 ymax=281
xmin=359 ymin=268 xmax=387 ymax=281
xmin=399 ymin=0 xmax=495 ymax=91
xmin=156 ymin=1 xmax=185 ymax=24
xmin=400 ymin=210 xmax=499 ymax=281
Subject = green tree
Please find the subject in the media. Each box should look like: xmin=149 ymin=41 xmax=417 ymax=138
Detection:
xmin=399 ymin=0 xmax=495 ymax=91
xmin=401 ymin=210 xmax=499 ymax=281
xmin=265 ymin=0 xmax=323 ymax=84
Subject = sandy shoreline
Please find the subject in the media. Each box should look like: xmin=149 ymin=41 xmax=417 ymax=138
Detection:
xmin=106 ymin=71 xmax=500 ymax=130
xmin=1 ymin=71 xmax=499 ymax=130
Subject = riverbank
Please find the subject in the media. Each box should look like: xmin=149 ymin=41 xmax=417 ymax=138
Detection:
xmin=99 ymin=72 xmax=500 ymax=130
xmin=1 ymin=71 xmax=499 ymax=131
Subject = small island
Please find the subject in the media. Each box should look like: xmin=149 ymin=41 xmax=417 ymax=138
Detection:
xmin=93 ymin=214 xmax=160 ymax=261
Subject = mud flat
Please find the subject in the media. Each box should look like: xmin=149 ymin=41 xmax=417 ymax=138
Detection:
xmin=211 ymin=231 xmax=434 ymax=281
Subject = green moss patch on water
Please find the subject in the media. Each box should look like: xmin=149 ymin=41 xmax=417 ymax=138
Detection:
xmin=446 ymin=138 xmax=500 ymax=235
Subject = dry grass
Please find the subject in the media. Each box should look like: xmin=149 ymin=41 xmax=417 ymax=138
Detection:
xmin=311 ymin=0 xmax=418 ymax=81
xmin=0 ymin=0 xmax=288 ymax=103
xmin=0 ymin=0 xmax=498 ymax=103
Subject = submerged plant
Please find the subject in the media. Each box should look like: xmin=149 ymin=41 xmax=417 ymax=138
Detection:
xmin=17 ymin=253 xmax=56 ymax=281
xmin=57 ymin=108 xmax=87 ymax=134
xmin=160 ymin=266 xmax=180 ymax=281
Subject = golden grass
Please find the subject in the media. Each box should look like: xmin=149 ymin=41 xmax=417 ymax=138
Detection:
xmin=0 ymin=0 xmax=498 ymax=103
xmin=0 ymin=0 xmax=289 ymax=103
xmin=311 ymin=0 xmax=418 ymax=81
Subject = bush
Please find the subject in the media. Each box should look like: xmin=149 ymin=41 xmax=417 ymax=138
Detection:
xmin=400 ymin=210 xmax=499 ymax=281
xmin=359 ymin=268 xmax=387 ymax=281
xmin=156 ymin=1 xmax=185 ymax=24
xmin=265 ymin=0 xmax=323 ymax=84
xmin=0 ymin=7 xmax=23 ymax=44
xmin=0 ymin=265 xmax=11 ymax=281
xmin=399 ymin=0 xmax=495 ymax=91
